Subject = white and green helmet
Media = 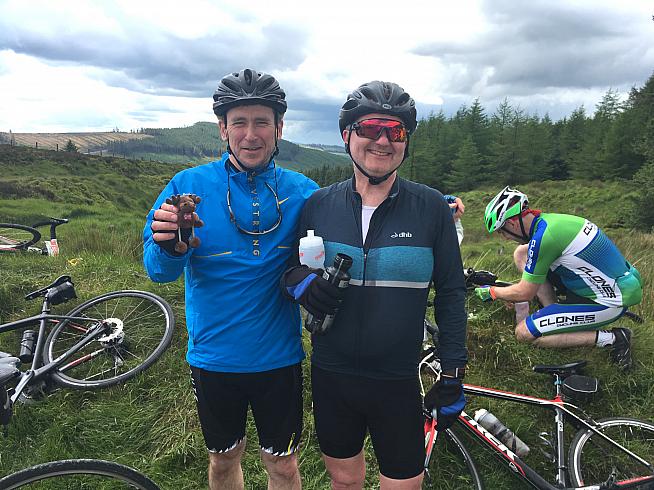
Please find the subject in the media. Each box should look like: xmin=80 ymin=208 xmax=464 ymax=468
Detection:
xmin=484 ymin=186 xmax=529 ymax=233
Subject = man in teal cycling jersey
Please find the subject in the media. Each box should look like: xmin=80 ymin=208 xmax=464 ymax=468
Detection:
xmin=144 ymin=69 xmax=321 ymax=489
xmin=476 ymin=186 xmax=642 ymax=370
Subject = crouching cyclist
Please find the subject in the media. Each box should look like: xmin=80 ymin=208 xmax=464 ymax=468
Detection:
xmin=476 ymin=186 xmax=642 ymax=370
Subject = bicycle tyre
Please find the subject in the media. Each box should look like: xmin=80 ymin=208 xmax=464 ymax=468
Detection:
xmin=0 ymin=459 xmax=160 ymax=489
xmin=0 ymin=223 xmax=41 ymax=250
xmin=568 ymin=417 xmax=654 ymax=488
xmin=43 ymin=290 xmax=175 ymax=389
xmin=424 ymin=427 xmax=484 ymax=489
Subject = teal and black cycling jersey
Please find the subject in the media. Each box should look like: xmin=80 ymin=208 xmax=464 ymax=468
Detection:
xmin=523 ymin=213 xmax=642 ymax=308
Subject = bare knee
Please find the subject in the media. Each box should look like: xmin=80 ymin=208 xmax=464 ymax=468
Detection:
xmin=380 ymin=472 xmax=423 ymax=490
xmin=324 ymin=453 xmax=366 ymax=490
xmin=209 ymin=444 xmax=243 ymax=478
xmin=261 ymin=451 xmax=299 ymax=481
xmin=331 ymin=468 xmax=365 ymax=490
xmin=515 ymin=322 xmax=536 ymax=343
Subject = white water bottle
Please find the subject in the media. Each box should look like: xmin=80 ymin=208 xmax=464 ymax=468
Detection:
xmin=474 ymin=409 xmax=530 ymax=458
xmin=299 ymin=230 xmax=325 ymax=269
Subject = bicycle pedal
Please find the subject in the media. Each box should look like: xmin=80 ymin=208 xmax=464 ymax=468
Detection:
xmin=17 ymin=382 xmax=52 ymax=405
xmin=17 ymin=391 xmax=44 ymax=406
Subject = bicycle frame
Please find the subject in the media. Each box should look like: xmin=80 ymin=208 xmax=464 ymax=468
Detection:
xmin=1 ymin=297 xmax=106 ymax=404
xmin=452 ymin=381 xmax=654 ymax=489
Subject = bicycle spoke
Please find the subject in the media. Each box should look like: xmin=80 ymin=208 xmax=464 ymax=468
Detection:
xmin=569 ymin=418 xmax=654 ymax=487
xmin=44 ymin=291 xmax=174 ymax=389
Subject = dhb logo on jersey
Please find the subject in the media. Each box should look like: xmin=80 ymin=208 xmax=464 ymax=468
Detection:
xmin=390 ymin=231 xmax=413 ymax=238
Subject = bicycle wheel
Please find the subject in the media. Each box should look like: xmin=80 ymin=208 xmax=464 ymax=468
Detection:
xmin=0 ymin=459 xmax=160 ymax=489
xmin=43 ymin=291 xmax=175 ymax=389
xmin=0 ymin=223 xmax=41 ymax=250
xmin=568 ymin=417 xmax=654 ymax=487
xmin=423 ymin=427 xmax=484 ymax=489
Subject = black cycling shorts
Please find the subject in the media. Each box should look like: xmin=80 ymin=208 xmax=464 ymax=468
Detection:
xmin=311 ymin=365 xmax=424 ymax=480
xmin=190 ymin=363 xmax=303 ymax=456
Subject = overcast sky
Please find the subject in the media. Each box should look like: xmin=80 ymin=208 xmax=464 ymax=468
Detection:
xmin=1 ymin=0 xmax=652 ymax=145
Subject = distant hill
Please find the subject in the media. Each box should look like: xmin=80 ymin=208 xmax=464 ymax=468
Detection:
xmin=0 ymin=131 xmax=150 ymax=152
xmin=0 ymin=144 xmax=190 ymax=223
xmin=0 ymin=122 xmax=349 ymax=172
xmin=299 ymin=143 xmax=347 ymax=155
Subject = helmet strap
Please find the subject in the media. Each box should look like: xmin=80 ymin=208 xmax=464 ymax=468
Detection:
xmin=518 ymin=213 xmax=530 ymax=243
xmin=345 ymin=128 xmax=409 ymax=186
xmin=502 ymin=214 xmax=530 ymax=244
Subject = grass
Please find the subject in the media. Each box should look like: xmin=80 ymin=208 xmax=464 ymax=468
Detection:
xmin=0 ymin=147 xmax=652 ymax=488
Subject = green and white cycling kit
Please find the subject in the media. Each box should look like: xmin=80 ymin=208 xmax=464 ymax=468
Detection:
xmin=523 ymin=213 xmax=642 ymax=337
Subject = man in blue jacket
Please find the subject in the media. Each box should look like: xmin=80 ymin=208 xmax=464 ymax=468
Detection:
xmin=143 ymin=69 xmax=318 ymax=490
xmin=283 ymin=81 xmax=467 ymax=489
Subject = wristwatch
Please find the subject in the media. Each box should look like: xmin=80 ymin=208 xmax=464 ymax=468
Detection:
xmin=441 ymin=367 xmax=466 ymax=380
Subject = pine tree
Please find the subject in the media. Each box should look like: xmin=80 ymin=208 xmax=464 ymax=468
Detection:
xmin=561 ymin=106 xmax=589 ymax=179
xmin=446 ymin=136 xmax=484 ymax=191
xmin=64 ymin=139 xmax=79 ymax=153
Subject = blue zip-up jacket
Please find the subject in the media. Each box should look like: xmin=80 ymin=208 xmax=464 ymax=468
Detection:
xmin=143 ymin=152 xmax=318 ymax=372
xmin=289 ymin=176 xmax=467 ymax=379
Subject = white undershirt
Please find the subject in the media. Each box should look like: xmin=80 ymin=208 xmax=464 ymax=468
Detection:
xmin=361 ymin=205 xmax=377 ymax=242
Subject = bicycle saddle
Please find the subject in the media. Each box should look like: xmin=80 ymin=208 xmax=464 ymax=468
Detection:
xmin=533 ymin=360 xmax=587 ymax=376
xmin=24 ymin=275 xmax=73 ymax=301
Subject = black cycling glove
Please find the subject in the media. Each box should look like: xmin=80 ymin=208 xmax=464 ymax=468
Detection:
xmin=154 ymin=226 xmax=191 ymax=257
xmin=284 ymin=265 xmax=343 ymax=317
xmin=424 ymin=378 xmax=466 ymax=431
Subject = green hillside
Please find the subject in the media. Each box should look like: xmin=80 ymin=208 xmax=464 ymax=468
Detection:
xmin=5 ymin=122 xmax=350 ymax=172
xmin=0 ymin=146 xmax=652 ymax=489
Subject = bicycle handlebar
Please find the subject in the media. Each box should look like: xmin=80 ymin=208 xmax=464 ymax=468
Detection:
xmin=463 ymin=267 xmax=513 ymax=288
xmin=30 ymin=218 xmax=68 ymax=240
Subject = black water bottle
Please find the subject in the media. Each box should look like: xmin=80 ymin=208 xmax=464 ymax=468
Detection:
xmin=305 ymin=253 xmax=353 ymax=335
xmin=18 ymin=329 xmax=36 ymax=363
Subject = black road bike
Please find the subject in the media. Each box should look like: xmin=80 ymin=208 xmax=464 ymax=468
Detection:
xmin=0 ymin=459 xmax=160 ymax=489
xmin=0 ymin=275 xmax=175 ymax=427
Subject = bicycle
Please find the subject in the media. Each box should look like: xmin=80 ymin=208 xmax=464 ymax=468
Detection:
xmin=0 ymin=275 xmax=175 ymax=427
xmin=0 ymin=218 xmax=69 ymax=256
xmin=420 ymin=351 xmax=654 ymax=489
xmin=419 ymin=268 xmax=653 ymax=489
xmin=0 ymin=459 xmax=160 ymax=489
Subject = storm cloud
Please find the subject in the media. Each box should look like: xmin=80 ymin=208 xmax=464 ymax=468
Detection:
xmin=413 ymin=1 xmax=653 ymax=98
xmin=0 ymin=6 xmax=308 ymax=97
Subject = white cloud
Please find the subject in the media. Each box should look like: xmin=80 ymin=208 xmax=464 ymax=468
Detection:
xmin=0 ymin=0 xmax=652 ymax=144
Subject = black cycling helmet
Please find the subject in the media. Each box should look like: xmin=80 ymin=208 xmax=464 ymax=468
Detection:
xmin=338 ymin=81 xmax=417 ymax=134
xmin=213 ymin=68 xmax=287 ymax=118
